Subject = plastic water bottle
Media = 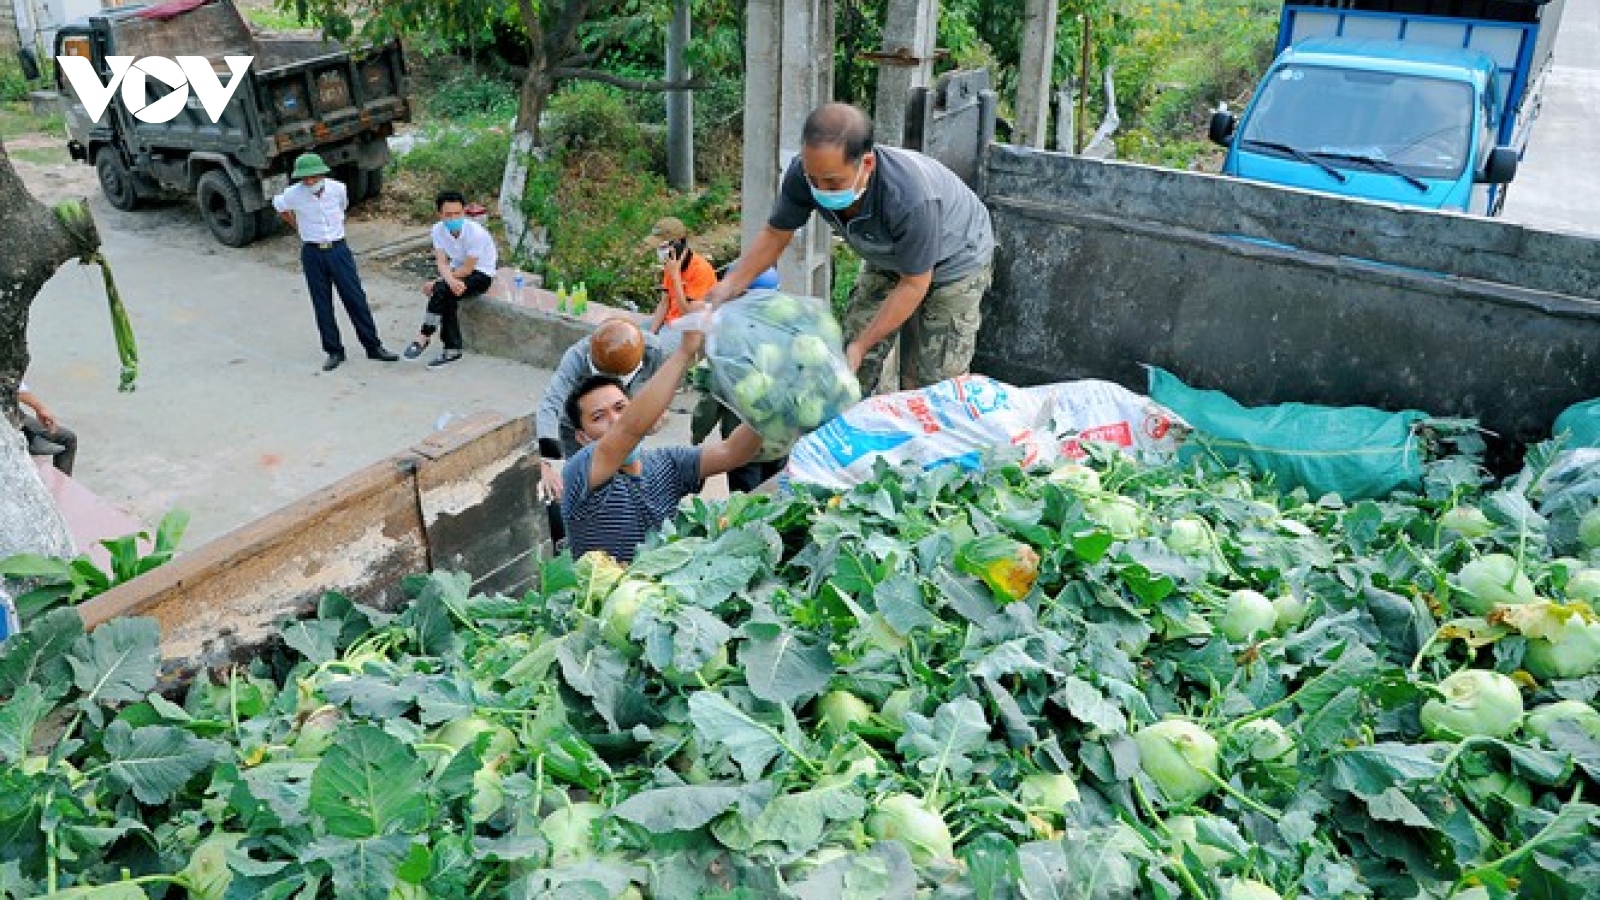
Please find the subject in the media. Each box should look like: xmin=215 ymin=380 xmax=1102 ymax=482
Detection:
xmin=556 ymin=284 xmax=570 ymax=314
xmin=573 ymin=282 xmax=589 ymax=316
xmin=512 ymin=271 xmax=525 ymax=303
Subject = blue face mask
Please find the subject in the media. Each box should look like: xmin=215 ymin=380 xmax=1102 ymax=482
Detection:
xmin=622 ymin=446 xmax=643 ymax=468
xmin=443 ymin=217 xmax=465 ymax=235
xmin=808 ymin=162 xmax=866 ymax=211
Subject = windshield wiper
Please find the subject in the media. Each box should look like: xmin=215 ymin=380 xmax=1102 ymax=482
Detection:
xmin=1311 ymin=152 xmax=1429 ymax=193
xmin=1240 ymin=139 xmax=1348 ymax=184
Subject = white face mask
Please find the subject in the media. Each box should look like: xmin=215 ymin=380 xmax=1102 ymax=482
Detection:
xmin=656 ymin=245 xmax=672 ymax=263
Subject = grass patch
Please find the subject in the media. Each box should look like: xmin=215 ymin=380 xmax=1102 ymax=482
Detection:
xmin=1113 ymin=0 xmax=1280 ymax=168
xmin=9 ymin=146 xmax=70 ymax=165
xmin=389 ymin=124 xmax=513 ymax=218
xmin=0 ymin=103 xmax=66 ymax=142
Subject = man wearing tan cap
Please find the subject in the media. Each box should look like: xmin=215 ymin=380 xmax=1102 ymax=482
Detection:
xmin=644 ymin=217 xmax=718 ymax=333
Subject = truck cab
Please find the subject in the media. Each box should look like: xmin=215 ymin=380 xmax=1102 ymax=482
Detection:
xmin=1210 ymin=0 xmax=1564 ymax=216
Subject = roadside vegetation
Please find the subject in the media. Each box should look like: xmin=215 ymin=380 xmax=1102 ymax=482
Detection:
xmin=2 ymin=0 xmax=1280 ymax=308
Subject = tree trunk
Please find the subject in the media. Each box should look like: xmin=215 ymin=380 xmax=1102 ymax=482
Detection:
xmin=500 ymin=0 xmax=580 ymax=259
xmin=0 ymin=139 xmax=100 ymax=560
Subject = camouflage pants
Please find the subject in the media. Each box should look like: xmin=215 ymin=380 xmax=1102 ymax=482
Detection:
xmin=843 ymin=262 xmax=992 ymax=395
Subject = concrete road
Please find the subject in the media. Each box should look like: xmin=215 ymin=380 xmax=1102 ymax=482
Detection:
xmin=1501 ymin=0 xmax=1600 ymax=235
xmin=19 ymin=170 xmax=701 ymax=549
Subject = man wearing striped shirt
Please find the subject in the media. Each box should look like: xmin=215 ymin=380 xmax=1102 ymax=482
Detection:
xmin=561 ymin=326 xmax=762 ymax=563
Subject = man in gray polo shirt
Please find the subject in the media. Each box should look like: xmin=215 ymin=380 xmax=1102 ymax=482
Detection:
xmin=705 ymin=102 xmax=994 ymax=394
xmin=561 ymin=327 xmax=763 ymax=563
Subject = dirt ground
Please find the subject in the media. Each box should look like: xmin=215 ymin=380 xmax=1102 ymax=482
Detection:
xmin=7 ymin=111 xmax=710 ymax=550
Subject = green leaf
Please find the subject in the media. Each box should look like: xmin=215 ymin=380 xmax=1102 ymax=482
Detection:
xmin=309 ymin=724 xmax=429 ymax=838
xmin=744 ymin=786 xmax=865 ymax=854
xmin=0 ymin=606 xmax=84 ymax=699
xmin=0 ymin=553 xmax=75 ymax=579
xmin=740 ymin=622 xmax=832 ymax=707
xmin=279 ymin=618 xmax=341 ymax=665
xmin=874 ymin=573 xmax=941 ymax=635
xmin=610 ymin=784 xmax=745 ymax=833
xmin=931 ymin=569 xmax=999 ymax=625
xmin=1298 ymin=686 xmax=1364 ymax=755
xmin=896 ymin=697 xmax=991 ymax=790
xmin=302 ymin=834 xmax=413 ymax=900
xmin=0 ymin=683 xmax=51 ymax=764
xmin=68 ymin=617 xmax=161 ymax=724
xmin=1329 ymin=743 xmax=1445 ymax=799
xmin=1365 ymin=787 xmax=1434 ymax=829
xmin=962 ymin=832 xmax=1021 ymax=900
xmin=1487 ymin=739 xmax=1575 ymax=786
xmin=688 ymin=690 xmax=790 ymax=781
xmin=320 ymin=676 xmax=415 ymax=719
xmin=1051 ymin=676 xmax=1126 ymax=734
xmin=555 ymin=629 xmax=631 ymax=732
xmin=101 ymin=720 xmax=220 ymax=804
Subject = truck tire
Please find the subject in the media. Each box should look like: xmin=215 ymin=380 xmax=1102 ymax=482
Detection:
xmin=196 ymin=169 xmax=258 ymax=248
xmin=96 ymin=150 xmax=140 ymax=211
xmin=254 ymin=207 xmax=281 ymax=238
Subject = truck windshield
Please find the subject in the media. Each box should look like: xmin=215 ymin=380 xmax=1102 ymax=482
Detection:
xmin=1240 ymin=65 xmax=1474 ymax=180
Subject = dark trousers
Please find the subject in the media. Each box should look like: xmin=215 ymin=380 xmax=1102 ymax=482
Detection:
xmin=421 ymin=271 xmax=493 ymax=351
xmin=301 ymin=240 xmax=382 ymax=355
xmin=22 ymin=416 xmax=77 ymax=476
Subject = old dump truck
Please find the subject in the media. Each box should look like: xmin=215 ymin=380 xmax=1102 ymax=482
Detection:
xmin=55 ymin=0 xmax=408 ymax=247
xmin=63 ymin=71 xmax=1600 ymax=670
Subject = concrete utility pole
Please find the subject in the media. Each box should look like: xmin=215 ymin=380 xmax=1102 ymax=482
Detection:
xmin=1014 ymin=0 xmax=1058 ymax=148
xmin=742 ymin=0 xmax=834 ymax=297
xmin=871 ymin=0 xmax=939 ymax=146
xmin=665 ymin=0 xmax=694 ymax=191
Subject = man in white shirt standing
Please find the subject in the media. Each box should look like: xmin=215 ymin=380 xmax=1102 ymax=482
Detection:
xmin=272 ymin=153 xmax=399 ymax=372
xmin=401 ymin=190 xmax=498 ymax=368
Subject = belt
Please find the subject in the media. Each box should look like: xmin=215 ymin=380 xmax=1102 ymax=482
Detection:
xmin=305 ymin=239 xmax=345 ymax=250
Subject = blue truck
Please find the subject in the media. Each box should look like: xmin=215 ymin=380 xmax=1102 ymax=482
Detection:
xmin=1208 ymin=0 xmax=1566 ymax=216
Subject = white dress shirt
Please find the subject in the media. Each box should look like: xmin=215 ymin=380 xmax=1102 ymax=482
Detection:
xmin=431 ymin=220 xmax=498 ymax=276
xmin=272 ymin=179 xmax=348 ymax=243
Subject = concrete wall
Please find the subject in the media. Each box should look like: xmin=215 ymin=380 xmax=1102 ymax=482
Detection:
xmin=971 ymin=145 xmax=1600 ymax=450
xmin=459 ymin=294 xmax=595 ymax=369
xmin=77 ymin=412 xmax=550 ymax=672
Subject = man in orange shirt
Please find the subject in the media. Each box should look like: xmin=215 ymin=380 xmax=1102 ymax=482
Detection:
xmin=644 ymin=217 xmax=717 ymax=333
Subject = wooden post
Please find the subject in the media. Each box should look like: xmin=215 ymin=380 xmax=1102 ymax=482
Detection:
xmin=1014 ymin=0 xmax=1058 ymax=149
xmin=741 ymin=0 xmax=834 ymax=296
xmin=872 ymin=0 xmax=938 ymax=147
xmin=665 ymin=0 xmax=695 ymax=191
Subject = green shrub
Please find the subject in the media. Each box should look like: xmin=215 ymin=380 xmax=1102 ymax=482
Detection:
xmin=391 ymin=124 xmax=512 ymax=215
xmin=0 ymin=60 xmax=32 ymax=103
xmin=545 ymin=83 xmax=646 ymax=161
xmin=425 ymin=70 xmax=519 ymax=124
xmin=831 ymin=243 xmax=860 ymax=321
xmin=519 ymin=148 xmax=740 ymax=310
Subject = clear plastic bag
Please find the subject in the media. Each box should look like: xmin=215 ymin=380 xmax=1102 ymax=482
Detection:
xmin=704 ymin=290 xmax=861 ymax=462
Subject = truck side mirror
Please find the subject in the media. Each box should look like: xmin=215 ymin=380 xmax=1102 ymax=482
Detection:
xmin=1481 ymin=147 xmax=1518 ymax=185
xmin=1208 ymin=110 xmax=1236 ymax=147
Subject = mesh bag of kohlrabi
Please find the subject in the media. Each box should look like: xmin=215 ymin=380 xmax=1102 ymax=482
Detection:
xmin=706 ymin=290 xmax=861 ymax=462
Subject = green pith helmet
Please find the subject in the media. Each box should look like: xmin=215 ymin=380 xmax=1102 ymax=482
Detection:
xmin=292 ymin=153 xmax=331 ymax=179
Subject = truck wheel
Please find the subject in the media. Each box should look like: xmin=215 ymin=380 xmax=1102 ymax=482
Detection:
xmin=253 ymin=207 xmax=281 ymax=237
xmin=96 ymin=150 xmax=140 ymax=211
xmin=196 ymin=170 xmax=258 ymax=248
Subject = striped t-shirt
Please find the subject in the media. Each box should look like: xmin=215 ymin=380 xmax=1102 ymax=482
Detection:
xmin=562 ymin=444 xmax=703 ymax=562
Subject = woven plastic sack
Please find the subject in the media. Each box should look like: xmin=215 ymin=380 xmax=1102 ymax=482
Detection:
xmin=1147 ymin=366 xmax=1427 ymax=501
xmin=704 ymin=290 xmax=860 ymax=461
xmin=1554 ymin=398 xmax=1600 ymax=449
xmin=785 ymin=375 xmax=1186 ymax=491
